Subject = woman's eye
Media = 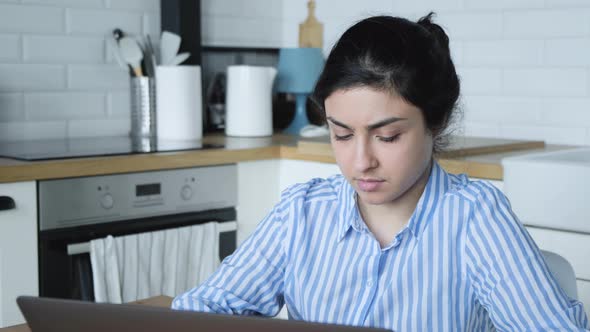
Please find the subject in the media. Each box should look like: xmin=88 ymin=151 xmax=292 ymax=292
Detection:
xmin=378 ymin=134 xmax=400 ymax=143
xmin=333 ymin=134 xmax=353 ymax=141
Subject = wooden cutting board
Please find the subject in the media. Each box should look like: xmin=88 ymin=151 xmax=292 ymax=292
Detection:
xmin=297 ymin=135 xmax=546 ymax=158
xmin=299 ymin=0 xmax=323 ymax=48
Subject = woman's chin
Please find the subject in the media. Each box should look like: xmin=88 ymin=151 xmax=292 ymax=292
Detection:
xmin=356 ymin=191 xmax=394 ymax=205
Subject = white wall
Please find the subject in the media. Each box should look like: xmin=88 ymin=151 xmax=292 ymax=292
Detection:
xmin=3 ymin=0 xmax=590 ymax=145
xmin=205 ymin=0 xmax=590 ymax=146
xmin=0 ymin=0 xmax=160 ymax=141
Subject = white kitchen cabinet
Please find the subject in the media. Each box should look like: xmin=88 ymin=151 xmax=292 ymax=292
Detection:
xmin=236 ymin=160 xmax=281 ymax=245
xmin=278 ymin=159 xmax=341 ymax=193
xmin=0 ymin=181 xmax=38 ymax=328
xmin=237 ymin=159 xmax=341 ymax=244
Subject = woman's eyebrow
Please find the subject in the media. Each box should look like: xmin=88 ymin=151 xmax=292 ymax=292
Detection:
xmin=367 ymin=117 xmax=407 ymax=130
xmin=326 ymin=117 xmax=353 ymax=131
xmin=327 ymin=116 xmax=407 ymax=131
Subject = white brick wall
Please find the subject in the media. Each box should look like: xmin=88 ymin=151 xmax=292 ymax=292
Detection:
xmin=0 ymin=0 xmax=159 ymax=141
xmin=3 ymin=0 xmax=590 ymax=145
xmin=271 ymin=0 xmax=590 ymax=146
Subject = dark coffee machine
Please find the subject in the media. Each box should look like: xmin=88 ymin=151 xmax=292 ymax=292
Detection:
xmin=206 ymin=72 xmax=226 ymax=131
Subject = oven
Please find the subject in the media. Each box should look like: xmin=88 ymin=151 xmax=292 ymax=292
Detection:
xmin=37 ymin=164 xmax=237 ymax=301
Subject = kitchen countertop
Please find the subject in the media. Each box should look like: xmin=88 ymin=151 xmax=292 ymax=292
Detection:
xmin=0 ymin=134 xmax=573 ymax=183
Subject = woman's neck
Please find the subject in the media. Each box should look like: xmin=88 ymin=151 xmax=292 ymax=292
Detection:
xmin=358 ymin=159 xmax=433 ymax=247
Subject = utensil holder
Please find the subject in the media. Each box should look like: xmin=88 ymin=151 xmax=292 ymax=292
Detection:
xmin=130 ymin=77 xmax=156 ymax=138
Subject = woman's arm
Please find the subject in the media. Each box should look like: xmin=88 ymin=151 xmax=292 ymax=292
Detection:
xmin=171 ymin=198 xmax=289 ymax=316
xmin=465 ymin=182 xmax=589 ymax=331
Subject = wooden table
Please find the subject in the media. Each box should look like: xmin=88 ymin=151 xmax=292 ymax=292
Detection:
xmin=0 ymin=296 xmax=173 ymax=332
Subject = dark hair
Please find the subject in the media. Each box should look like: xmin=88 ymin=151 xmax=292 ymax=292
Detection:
xmin=311 ymin=12 xmax=460 ymax=153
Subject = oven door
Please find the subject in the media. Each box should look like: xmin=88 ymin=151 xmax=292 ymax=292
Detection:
xmin=38 ymin=207 xmax=236 ymax=301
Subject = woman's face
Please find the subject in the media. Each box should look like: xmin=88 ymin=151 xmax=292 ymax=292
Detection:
xmin=325 ymin=87 xmax=433 ymax=206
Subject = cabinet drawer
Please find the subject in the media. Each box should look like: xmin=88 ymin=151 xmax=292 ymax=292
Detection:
xmin=525 ymin=226 xmax=590 ymax=280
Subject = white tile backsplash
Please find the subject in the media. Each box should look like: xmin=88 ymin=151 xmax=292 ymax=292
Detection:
xmin=67 ymin=118 xmax=130 ymax=137
xmin=499 ymin=125 xmax=587 ymax=145
xmin=504 ymin=9 xmax=590 ymax=38
xmin=0 ymin=121 xmax=67 ymax=141
xmin=66 ymin=8 xmax=142 ymax=35
xmin=3 ymin=0 xmax=590 ymax=143
xmin=462 ymin=96 xmax=542 ymax=125
xmin=22 ymin=0 xmax=103 ymax=7
xmin=0 ymin=64 xmax=66 ymax=91
xmin=457 ymin=67 xmax=503 ymax=95
xmin=23 ymin=35 xmax=105 ymax=63
xmin=463 ymin=40 xmax=544 ymax=66
xmin=105 ymin=0 xmax=159 ymax=11
xmin=0 ymin=4 xmax=64 ymax=34
xmin=544 ymin=38 xmax=590 ymax=66
xmin=464 ymin=0 xmax=542 ymax=10
xmin=67 ymin=65 xmax=129 ymax=90
xmin=437 ymin=12 xmax=503 ymax=40
xmin=0 ymin=35 xmax=20 ymax=61
xmin=0 ymin=0 xmax=159 ymax=141
xmin=107 ymin=91 xmax=130 ymax=118
xmin=503 ymin=68 xmax=588 ymax=97
xmin=24 ymin=92 xmax=106 ymax=120
xmin=0 ymin=93 xmax=24 ymax=122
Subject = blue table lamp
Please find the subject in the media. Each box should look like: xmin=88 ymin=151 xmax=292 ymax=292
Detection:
xmin=276 ymin=48 xmax=324 ymax=135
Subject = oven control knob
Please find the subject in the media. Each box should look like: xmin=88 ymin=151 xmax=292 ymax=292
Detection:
xmin=181 ymin=185 xmax=193 ymax=200
xmin=100 ymin=193 xmax=114 ymax=209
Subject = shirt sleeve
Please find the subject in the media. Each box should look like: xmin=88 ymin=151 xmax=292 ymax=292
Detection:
xmin=171 ymin=191 xmax=290 ymax=316
xmin=465 ymin=182 xmax=589 ymax=331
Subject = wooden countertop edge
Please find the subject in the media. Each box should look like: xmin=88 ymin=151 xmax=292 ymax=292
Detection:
xmin=0 ymin=146 xmax=280 ymax=183
xmin=0 ymin=144 xmax=507 ymax=183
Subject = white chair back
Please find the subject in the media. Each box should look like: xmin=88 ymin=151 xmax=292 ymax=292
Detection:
xmin=541 ymin=250 xmax=578 ymax=299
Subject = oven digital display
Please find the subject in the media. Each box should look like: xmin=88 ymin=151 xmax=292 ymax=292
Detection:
xmin=136 ymin=183 xmax=161 ymax=196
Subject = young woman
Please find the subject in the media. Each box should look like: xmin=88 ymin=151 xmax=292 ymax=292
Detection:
xmin=173 ymin=13 xmax=589 ymax=331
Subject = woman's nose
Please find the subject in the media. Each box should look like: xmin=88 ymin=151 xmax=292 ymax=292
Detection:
xmin=354 ymin=141 xmax=378 ymax=172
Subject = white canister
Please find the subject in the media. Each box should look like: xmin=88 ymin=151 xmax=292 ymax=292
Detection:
xmin=225 ymin=65 xmax=277 ymax=137
xmin=155 ymin=65 xmax=203 ymax=141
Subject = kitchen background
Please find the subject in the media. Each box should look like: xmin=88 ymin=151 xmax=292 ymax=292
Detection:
xmin=1 ymin=0 xmax=590 ymax=145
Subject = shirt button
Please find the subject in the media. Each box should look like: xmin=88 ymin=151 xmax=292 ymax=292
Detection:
xmin=367 ymin=279 xmax=374 ymax=287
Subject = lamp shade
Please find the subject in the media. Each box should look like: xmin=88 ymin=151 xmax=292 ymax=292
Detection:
xmin=276 ymin=48 xmax=324 ymax=94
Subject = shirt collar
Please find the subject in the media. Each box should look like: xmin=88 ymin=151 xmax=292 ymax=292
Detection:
xmin=406 ymin=160 xmax=452 ymax=238
xmin=336 ymin=160 xmax=452 ymax=241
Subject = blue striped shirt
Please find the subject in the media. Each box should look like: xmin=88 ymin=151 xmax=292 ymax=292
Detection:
xmin=172 ymin=160 xmax=589 ymax=331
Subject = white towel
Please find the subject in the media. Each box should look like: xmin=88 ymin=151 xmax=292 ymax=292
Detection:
xmin=90 ymin=221 xmax=220 ymax=303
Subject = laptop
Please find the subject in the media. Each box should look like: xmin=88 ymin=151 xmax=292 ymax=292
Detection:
xmin=17 ymin=296 xmax=392 ymax=332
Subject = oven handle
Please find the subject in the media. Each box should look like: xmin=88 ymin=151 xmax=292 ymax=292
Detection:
xmin=66 ymin=221 xmax=238 ymax=256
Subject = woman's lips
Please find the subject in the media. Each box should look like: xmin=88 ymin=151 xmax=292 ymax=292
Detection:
xmin=356 ymin=179 xmax=385 ymax=192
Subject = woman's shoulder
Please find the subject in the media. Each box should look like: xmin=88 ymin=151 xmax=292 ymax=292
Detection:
xmin=279 ymin=174 xmax=344 ymax=204
xmin=447 ymin=173 xmax=510 ymax=211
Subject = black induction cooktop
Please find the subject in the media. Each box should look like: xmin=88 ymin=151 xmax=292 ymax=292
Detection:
xmin=0 ymin=136 xmax=223 ymax=161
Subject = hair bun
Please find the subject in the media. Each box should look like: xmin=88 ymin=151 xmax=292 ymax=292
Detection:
xmin=417 ymin=12 xmax=450 ymax=53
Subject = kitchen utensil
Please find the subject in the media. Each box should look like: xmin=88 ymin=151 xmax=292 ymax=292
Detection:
xmin=146 ymin=34 xmax=158 ymax=66
xmin=112 ymin=28 xmax=124 ymax=41
xmin=225 ymin=65 xmax=277 ymax=137
xmin=119 ymin=36 xmax=144 ymax=77
xmin=160 ymin=31 xmax=181 ymax=66
xmin=107 ymin=36 xmax=128 ymax=70
xmin=169 ymin=52 xmax=190 ymax=66
xmin=299 ymin=0 xmax=323 ymax=48
xmin=139 ymin=35 xmax=156 ymax=77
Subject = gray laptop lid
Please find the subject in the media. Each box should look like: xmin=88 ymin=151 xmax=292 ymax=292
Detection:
xmin=17 ymin=296 xmax=392 ymax=332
